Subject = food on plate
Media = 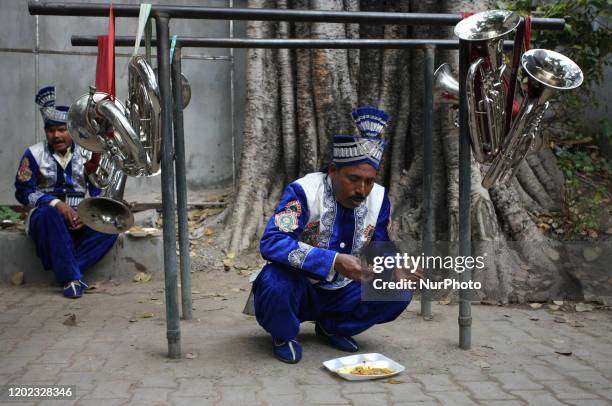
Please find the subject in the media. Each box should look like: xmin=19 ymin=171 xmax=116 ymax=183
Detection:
xmin=336 ymin=362 xmax=395 ymax=376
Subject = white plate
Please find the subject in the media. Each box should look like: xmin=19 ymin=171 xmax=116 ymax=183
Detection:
xmin=322 ymin=353 xmax=405 ymax=381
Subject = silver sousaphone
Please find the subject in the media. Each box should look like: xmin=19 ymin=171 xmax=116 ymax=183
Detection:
xmin=455 ymin=10 xmax=521 ymax=163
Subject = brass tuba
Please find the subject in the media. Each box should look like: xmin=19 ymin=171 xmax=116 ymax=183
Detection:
xmin=127 ymin=56 xmax=162 ymax=175
xmin=68 ymin=86 xmax=148 ymax=177
xmin=481 ymin=49 xmax=583 ymax=189
xmin=454 ymin=10 xmax=521 ymax=163
xmin=77 ymin=163 xmax=134 ymax=234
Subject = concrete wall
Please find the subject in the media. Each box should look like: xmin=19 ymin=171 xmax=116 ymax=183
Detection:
xmin=0 ymin=0 xmax=247 ymax=205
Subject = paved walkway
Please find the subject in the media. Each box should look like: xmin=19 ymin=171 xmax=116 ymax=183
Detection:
xmin=1 ymin=269 xmax=612 ymax=405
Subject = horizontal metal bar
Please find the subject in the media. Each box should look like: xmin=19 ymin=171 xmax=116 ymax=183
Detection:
xmin=30 ymin=1 xmax=565 ymax=29
xmin=71 ymin=36 xmax=516 ymax=49
xmin=0 ymin=46 xmax=230 ymax=61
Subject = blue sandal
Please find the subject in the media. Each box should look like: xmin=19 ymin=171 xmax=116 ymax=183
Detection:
xmin=315 ymin=323 xmax=359 ymax=352
xmin=272 ymin=338 xmax=302 ymax=364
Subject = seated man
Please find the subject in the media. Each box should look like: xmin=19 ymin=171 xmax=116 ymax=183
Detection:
xmin=14 ymin=86 xmax=118 ymax=299
xmin=252 ymin=107 xmax=413 ymax=363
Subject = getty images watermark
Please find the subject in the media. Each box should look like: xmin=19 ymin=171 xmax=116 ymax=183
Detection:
xmin=370 ymin=252 xmax=486 ymax=290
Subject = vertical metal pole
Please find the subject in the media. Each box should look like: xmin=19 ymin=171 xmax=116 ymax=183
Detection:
xmin=155 ymin=14 xmax=181 ymax=359
xmin=458 ymin=39 xmax=472 ymax=350
xmin=421 ymin=45 xmax=435 ymax=321
xmin=171 ymin=46 xmax=193 ymax=321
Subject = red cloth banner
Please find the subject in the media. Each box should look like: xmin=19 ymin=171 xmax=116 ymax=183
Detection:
xmin=89 ymin=2 xmax=115 ymax=176
xmin=95 ymin=2 xmax=115 ymax=97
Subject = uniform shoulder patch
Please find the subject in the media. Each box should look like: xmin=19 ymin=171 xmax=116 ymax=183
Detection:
xmin=17 ymin=157 xmax=33 ymax=182
xmin=284 ymin=200 xmax=303 ymax=216
xmin=275 ymin=210 xmax=299 ymax=233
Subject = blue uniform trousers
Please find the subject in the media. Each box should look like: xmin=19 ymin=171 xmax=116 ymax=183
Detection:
xmin=253 ymin=263 xmax=412 ymax=341
xmin=28 ymin=205 xmax=118 ymax=284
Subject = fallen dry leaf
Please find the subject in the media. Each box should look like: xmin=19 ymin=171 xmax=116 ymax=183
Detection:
xmin=141 ymin=312 xmax=154 ymax=318
xmin=529 ymin=303 xmax=542 ymax=309
xmin=439 ymin=297 xmax=451 ymax=305
xmin=129 ymin=318 xmax=138 ymax=323
xmin=479 ymin=361 xmax=490 ymax=369
xmin=572 ymin=321 xmax=584 ymax=328
xmin=133 ymin=272 xmax=152 ymax=283
xmin=63 ymin=313 xmax=77 ymax=326
xmin=530 ymin=316 xmax=539 ymax=321
xmin=222 ymin=259 xmax=233 ymax=272
xmin=554 ymin=316 xmax=567 ymax=323
xmin=11 ymin=272 xmax=24 ymax=286
xmin=385 ymin=379 xmax=404 ymax=384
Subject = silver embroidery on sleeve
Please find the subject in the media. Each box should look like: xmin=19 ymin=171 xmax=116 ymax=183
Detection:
xmin=288 ymin=241 xmax=314 ymax=269
xmin=318 ymin=177 xmax=337 ymax=249
xmin=27 ymin=191 xmax=44 ymax=208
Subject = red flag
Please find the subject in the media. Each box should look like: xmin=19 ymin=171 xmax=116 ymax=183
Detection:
xmin=89 ymin=2 xmax=115 ymax=176
xmin=95 ymin=1 xmax=115 ymax=96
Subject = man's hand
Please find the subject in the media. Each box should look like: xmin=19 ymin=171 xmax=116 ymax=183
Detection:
xmin=334 ymin=253 xmax=363 ymax=282
xmin=394 ymin=267 xmax=424 ymax=284
xmin=54 ymin=201 xmax=83 ymax=230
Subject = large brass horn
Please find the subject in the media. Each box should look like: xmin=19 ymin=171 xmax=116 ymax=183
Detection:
xmin=434 ymin=63 xmax=459 ymax=105
xmin=482 ymin=49 xmax=583 ymax=189
xmin=68 ymin=87 xmax=147 ymax=177
xmin=77 ymin=165 xmax=134 ymax=234
xmin=127 ymin=56 xmax=162 ymax=175
xmin=434 ymin=63 xmax=460 ymax=128
xmin=454 ymin=10 xmax=521 ymax=163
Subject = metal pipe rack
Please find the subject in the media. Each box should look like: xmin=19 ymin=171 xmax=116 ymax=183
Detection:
xmin=31 ymin=1 xmax=565 ymax=358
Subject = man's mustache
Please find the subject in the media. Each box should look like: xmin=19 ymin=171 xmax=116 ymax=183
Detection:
xmin=350 ymin=194 xmax=366 ymax=202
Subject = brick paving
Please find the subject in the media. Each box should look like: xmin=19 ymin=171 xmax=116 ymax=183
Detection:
xmin=1 ymin=270 xmax=612 ymax=405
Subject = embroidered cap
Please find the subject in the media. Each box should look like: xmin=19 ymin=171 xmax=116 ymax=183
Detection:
xmin=332 ymin=106 xmax=389 ymax=170
xmin=35 ymin=86 xmax=69 ymax=128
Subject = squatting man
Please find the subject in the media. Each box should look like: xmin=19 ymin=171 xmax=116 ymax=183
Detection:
xmin=14 ymin=87 xmax=117 ymax=298
xmin=244 ymin=107 xmax=422 ymax=364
